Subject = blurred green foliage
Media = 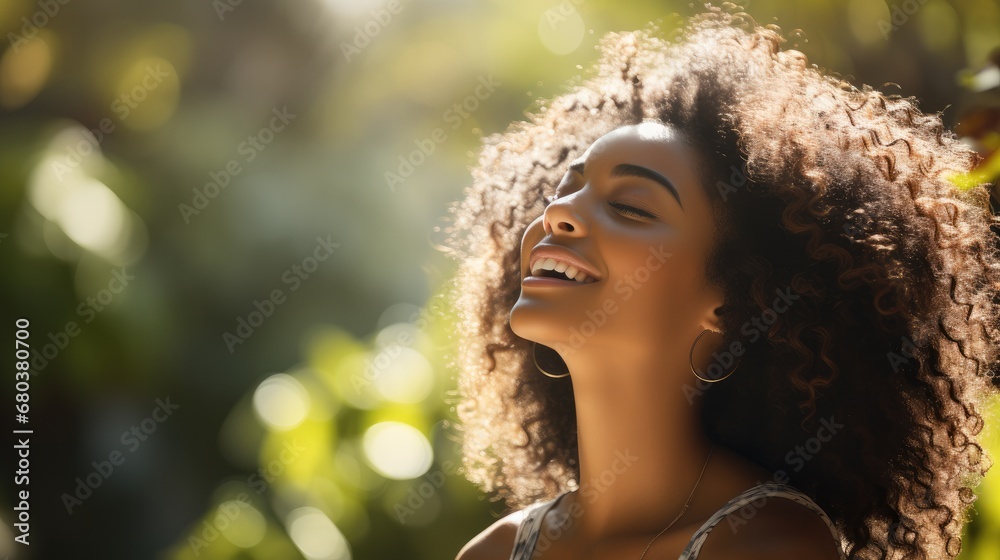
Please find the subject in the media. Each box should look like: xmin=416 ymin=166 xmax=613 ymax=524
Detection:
xmin=0 ymin=0 xmax=998 ymax=558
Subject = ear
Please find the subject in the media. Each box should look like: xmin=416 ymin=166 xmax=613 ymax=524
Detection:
xmin=700 ymin=284 xmax=726 ymax=333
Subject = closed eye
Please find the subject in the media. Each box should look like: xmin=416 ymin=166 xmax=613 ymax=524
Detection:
xmin=609 ymin=201 xmax=656 ymax=220
xmin=541 ymin=195 xmax=657 ymax=220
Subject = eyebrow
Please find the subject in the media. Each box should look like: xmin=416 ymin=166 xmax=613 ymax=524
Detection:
xmin=568 ymin=160 xmax=683 ymax=211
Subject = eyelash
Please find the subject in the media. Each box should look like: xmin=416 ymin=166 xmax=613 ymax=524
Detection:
xmin=609 ymin=201 xmax=656 ymax=220
xmin=543 ymin=195 xmax=656 ymax=220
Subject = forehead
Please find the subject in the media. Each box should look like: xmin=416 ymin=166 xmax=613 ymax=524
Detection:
xmin=582 ymin=122 xmax=693 ymax=163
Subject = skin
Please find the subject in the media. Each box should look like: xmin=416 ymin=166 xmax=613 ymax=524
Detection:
xmin=456 ymin=122 xmax=844 ymax=559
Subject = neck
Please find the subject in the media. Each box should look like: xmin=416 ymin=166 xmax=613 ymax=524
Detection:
xmin=556 ymin=348 xmax=719 ymax=541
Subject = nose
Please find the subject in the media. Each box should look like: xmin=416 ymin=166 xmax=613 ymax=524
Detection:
xmin=542 ymin=193 xmax=588 ymax=237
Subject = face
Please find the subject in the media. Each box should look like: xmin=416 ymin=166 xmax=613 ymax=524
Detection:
xmin=509 ymin=121 xmax=726 ymax=372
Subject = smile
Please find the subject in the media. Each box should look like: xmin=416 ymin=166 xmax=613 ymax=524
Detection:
xmin=529 ymin=256 xmax=598 ymax=284
xmin=522 ymin=275 xmax=598 ymax=287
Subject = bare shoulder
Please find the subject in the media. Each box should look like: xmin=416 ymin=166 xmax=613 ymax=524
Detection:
xmin=701 ymin=494 xmax=843 ymax=560
xmin=455 ymin=508 xmax=524 ymax=560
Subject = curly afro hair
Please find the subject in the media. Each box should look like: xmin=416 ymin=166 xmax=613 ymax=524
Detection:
xmin=441 ymin=5 xmax=1000 ymax=559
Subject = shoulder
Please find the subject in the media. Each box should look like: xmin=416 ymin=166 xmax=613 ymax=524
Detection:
xmin=454 ymin=508 xmax=524 ymax=560
xmin=696 ymin=487 xmax=843 ymax=560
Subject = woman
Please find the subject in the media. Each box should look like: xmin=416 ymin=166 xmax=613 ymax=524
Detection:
xmin=444 ymin=6 xmax=1000 ymax=559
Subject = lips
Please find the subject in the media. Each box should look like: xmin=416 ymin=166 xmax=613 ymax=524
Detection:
xmin=525 ymin=244 xmax=602 ymax=285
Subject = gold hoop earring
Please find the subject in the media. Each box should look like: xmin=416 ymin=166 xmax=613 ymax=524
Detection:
xmin=533 ymin=342 xmax=570 ymax=379
xmin=689 ymin=328 xmax=740 ymax=383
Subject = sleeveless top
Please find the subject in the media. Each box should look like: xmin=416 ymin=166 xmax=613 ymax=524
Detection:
xmin=508 ymin=482 xmax=846 ymax=560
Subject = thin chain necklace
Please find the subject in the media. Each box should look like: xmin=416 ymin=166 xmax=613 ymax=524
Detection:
xmin=637 ymin=444 xmax=715 ymax=560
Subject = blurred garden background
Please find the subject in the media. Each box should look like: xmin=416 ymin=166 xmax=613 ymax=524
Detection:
xmin=1 ymin=0 xmax=999 ymax=558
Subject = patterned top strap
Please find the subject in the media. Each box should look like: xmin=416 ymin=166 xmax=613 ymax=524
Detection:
xmin=508 ymin=492 xmax=569 ymax=560
xmin=678 ymin=482 xmax=845 ymax=559
xmin=508 ymin=482 xmax=845 ymax=560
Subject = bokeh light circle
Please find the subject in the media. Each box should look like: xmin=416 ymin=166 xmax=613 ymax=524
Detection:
xmin=362 ymin=422 xmax=433 ymax=480
xmin=286 ymin=506 xmax=351 ymax=560
xmin=252 ymin=373 xmax=311 ymax=429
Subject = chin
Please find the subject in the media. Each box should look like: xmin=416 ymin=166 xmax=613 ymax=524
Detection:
xmin=508 ymin=299 xmax=536 ymax=341
xmin=509 ymin=298 xmax=572 ymax=348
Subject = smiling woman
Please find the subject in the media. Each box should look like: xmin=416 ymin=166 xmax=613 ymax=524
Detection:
xmin=442 ymin=5 xmax=1000 ymax=560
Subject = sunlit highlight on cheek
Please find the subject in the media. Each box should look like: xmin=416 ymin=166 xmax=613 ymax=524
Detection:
xmin=519 ymin=219 xmax=545 ymax=274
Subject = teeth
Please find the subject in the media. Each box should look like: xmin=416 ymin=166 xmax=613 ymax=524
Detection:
xmin=531 ymin=257 xmax=596 ymax=283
